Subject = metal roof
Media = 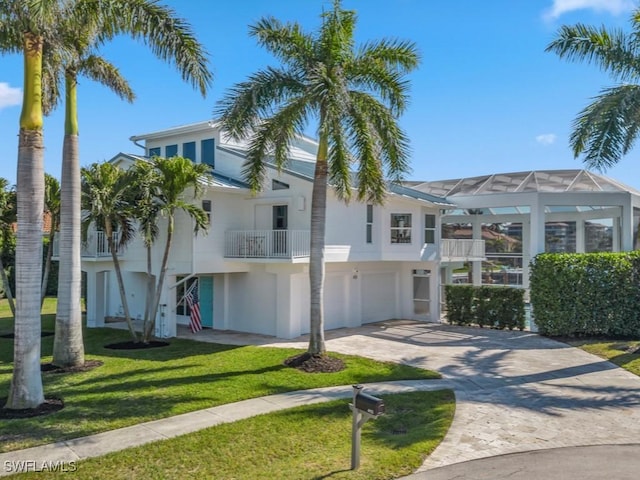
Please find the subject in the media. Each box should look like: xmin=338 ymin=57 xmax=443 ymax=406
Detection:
xmin=410 ymin=169 xmax=640 ymax=197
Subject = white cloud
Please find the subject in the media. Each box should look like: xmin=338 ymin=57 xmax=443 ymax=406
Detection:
xmin=0 ymin=83 xmax=22 ymax=110
xmin=536 ymin=133 xmax=557 ymax=145
xmin=543 ymin=0 xmax=636 ymax=20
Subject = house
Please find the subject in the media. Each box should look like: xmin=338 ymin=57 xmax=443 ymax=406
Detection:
xmin=80 ymin=121 xmax=481 ymax=339
xmin=79 ymin=123 xmax=640 ymax=339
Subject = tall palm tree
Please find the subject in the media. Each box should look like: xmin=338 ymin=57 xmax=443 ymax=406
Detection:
xmin=215 ymin=0 xmax=419 ymax=355
xmin=50 ymin=0 xmax=211 ymax=368
xmin=81 ymin=162 xmax=138 ymax=341
xmin=42 ymin=173 xmax=60 ymax=307
xmin=546 ymin=9 xmax=640 ymax=169
xmin=143 ymin=156 xmax=210 ymax=343
xmin=0 ymin=179 xmax=17 ymax=317
xmin=0 ymin=0 xmax=64 ymax=409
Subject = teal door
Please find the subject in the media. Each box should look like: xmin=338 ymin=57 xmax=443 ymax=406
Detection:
xmin=199 ymin=276 xmax=213 ymax=328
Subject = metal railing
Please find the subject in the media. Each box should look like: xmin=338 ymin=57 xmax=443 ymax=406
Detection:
xmin=225 ymin=230 xmax=310 ymax=259
xmin=440 ymin=238 xmax=485 ymax=260
xmin=53 ymin=230 xmax=121 ymax=258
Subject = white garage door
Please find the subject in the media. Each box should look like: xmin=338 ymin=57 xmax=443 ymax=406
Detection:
xmin=361 ymin=272 xmax=397 ymax=323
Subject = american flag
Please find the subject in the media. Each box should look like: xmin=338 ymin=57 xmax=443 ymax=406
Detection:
xmin=185 ymin=280 xmax=202 ymax=333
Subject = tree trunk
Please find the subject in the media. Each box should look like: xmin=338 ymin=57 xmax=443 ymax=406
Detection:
xmin=41 ymin=227 xmax=54 ymax=308
xmin=142 ymin=243 xmax=154 ymax=338
xmin=145 ymin=215 xmax=174 ymax=342
xmin=106 ymin=222 xmax=138 ymax=342
xmin=6 ymin=32 xmax=46 ymax=409
xmin=0 ymin=257 xmax=15 ymax=317
xmin=307 ymin=133 xmax=329 ymax=355
xmin=53 ymin=72 xmax=85 ymax=368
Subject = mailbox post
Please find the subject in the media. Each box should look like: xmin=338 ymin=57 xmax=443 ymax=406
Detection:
xmin=349 ymin=384 xmax=384 ymax=470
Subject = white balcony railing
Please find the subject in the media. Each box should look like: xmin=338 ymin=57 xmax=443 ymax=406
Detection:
xmin=440 ymin=238 xmax=485 ymax=261
xmin=225 ymin=230 xmax=310 ymax=259
xmin=53 ymin=230 xmax=121 ymax=258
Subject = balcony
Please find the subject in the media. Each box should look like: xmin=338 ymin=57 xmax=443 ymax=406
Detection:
xmin=53 ymin=230 xmax=121 ymax=259
xmin=224 ymin=230 xmax=310 ymax=260
xmin=440 ymin=238 xmax=485 ymax=262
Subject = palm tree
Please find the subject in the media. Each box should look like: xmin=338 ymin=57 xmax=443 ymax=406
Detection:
xmin=546 ymin=10 xmax=640 ymax=169
xmin=50 ymin=0 xmax=211 ymax=368
xmin=142 ymin=156 xmax=210 ymax=343
xmin=81 ymin=162 xmax=138 ymax=341
xmin=0 ymin=0 xmax=65 ymax=410
xmin=0 ymin=179 xmax=17 ymax=317
xmin=41 ymin=173 xmax=60 ymax=307
xmin=215 ymin=0 xmax=419 ymax=355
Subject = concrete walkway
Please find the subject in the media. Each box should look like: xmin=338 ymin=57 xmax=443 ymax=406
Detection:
xmin=2 ymin=320 xmax=640 ymax=478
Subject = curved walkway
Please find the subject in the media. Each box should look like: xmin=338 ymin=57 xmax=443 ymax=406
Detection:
xmin=2 ymin=321 xmax=640 ymax=478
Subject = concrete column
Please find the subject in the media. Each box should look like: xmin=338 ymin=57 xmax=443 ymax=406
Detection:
xmin=276 ymin=273 xmax=295 ymax=339
xmin=472 ymin=217 xmax=482 ymax=286
xmin=613 ymin=217 xmax=621 ymax=252
xmin=576 ymin=218 xmax=585 ymax=253
xmin=621 ymin=200 xmax=633 ymax=251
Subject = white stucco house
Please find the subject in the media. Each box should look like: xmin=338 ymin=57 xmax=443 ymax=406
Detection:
xmin=75 ymin=121 xmax=640 ymax=339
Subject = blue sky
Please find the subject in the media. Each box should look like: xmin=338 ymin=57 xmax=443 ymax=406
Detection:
xmin=1 ymin=0 xmax=640 ymax=190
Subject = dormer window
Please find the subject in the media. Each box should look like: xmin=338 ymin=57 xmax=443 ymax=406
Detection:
xmin=272 ymin=179 xmax=289 ymax=190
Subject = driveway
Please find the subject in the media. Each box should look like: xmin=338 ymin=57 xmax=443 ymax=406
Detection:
xmin=264 ymin=321 xmax=640 ymax=471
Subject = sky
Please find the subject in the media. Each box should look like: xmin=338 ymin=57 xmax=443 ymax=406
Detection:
xmin=1 ymin=0 xmax=640 ymax=190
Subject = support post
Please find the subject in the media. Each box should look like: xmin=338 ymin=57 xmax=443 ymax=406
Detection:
xmin=350 ymin=384 xmax=363 ymax=470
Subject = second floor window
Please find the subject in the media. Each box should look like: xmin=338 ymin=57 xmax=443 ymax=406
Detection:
xmin=366 ymin=204 xmax=373 ymax=243
xmin=424 ymin=214 xmax=436 ymax=244
xmin=390 ymin=213 xmax=412 ymax=244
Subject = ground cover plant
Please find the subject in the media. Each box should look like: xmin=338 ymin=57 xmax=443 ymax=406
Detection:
xmin=12 ymin=390 xmax=455 ymax=480
xmin=0 ymin=299 xmax=440 ymax=452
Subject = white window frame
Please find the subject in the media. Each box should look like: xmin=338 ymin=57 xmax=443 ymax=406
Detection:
xmin=390 ymin=213 xmax=412 ymax=244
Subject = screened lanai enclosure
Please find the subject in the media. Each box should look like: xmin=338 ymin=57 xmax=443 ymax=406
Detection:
xmin=410 ymin=169 xmax=640 ymax=294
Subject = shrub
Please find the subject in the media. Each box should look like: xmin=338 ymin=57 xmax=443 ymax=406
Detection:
xmin=530 ymin=252 xmax=640 ymax=337
xmin=445 ymin=284 xmax=525 ymax=330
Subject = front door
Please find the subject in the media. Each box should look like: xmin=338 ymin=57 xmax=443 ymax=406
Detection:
xmin=272 ymin=205 xmax=288 ymax=255
xmin=199 ymin=276 xmax=213 ymax=328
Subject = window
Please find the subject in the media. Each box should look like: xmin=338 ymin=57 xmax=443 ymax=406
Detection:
xmin=424 ymin=214 xmax=436 ymax=244
xmin=413 ymin=269 xmax=431 ymax=315
xmin=366 ymin=204 xmax=373 ymax=243
xmin=165 ymin=144 xmax=178 ymax=157
xmin=183 ymin=141 xmax=196 ymax=162
xmin=390 ymin=214 xmax=412 ymax=244
xmin=272 ymin=179 xmax=289 ymax=190
xmin=201 ymin=138 xmax=215 ymax=169
xmin=176 ymin=277 xmax=197 ymax=316
xmin=202 ymin=200 xmax=211 ymax=224
xmin=148 ymin=147 xmax=161 ymax=157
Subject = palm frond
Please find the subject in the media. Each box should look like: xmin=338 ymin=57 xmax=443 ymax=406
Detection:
xmin=571 ymin=84 xmax=640 ymax=170
xmin=80 ymin=54 xmax=135 ymax=102
xmin=546 ymin=24 xmax=640 ymax=82
xmin=249 ymin=16 xmax=314 ymax=69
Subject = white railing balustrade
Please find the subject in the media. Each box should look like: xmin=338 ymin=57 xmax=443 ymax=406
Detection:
xmin=440 ymin=238 xmax=485 ymax=260
xmin=225 ymin=230 xmax=310 ymax=259
xmin=53 ymin=230 xmax=121 ymax=258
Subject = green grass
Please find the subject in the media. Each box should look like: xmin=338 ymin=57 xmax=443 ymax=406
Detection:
xmin=0 ymin=299 xmax=440 ymax=453
xmin=567 ymin=338 xmax=640 ymax=376
xmin=14 ymin=390 xmax=455 ymax=480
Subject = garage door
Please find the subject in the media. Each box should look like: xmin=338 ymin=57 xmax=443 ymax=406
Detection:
xmin=323 ymin=273 xmax=348 ymax=330
xmin=361 ymin=272 xmax=397 ymax=323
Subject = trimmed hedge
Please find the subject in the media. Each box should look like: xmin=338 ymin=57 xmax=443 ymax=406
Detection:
xmin=530 ymin=252 xmax=640 ymax=337
xmin=444 ymin=284 xmax=525 ymax=330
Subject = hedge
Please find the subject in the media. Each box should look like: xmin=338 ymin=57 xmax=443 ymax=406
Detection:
xmin=529 ymin=252 xmax=640 ymax=337
xmin=444 ymin=284 xmax=525 ymax=330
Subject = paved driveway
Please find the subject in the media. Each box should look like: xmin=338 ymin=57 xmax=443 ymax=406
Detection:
xmin=265 ymin=321 xmax=640 ymax=471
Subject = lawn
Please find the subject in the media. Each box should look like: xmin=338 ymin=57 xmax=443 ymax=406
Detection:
xmin=568 ymin=338 xmax=640 ymax=376
xmin=0 ymin=299 xmax=441 ymax=453
xmin=13 ymin=390 xmax=455 ymax=480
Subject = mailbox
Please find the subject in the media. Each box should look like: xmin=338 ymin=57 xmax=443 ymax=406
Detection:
xmin=355 ymin=392 xmax=384 ymax=416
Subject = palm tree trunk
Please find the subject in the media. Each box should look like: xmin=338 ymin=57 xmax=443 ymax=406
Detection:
xmin=145 ymin=216 xmax=174 ymax=342
xmin=106 ymin=222 xmax=138 ymax=342
xmin=0 ymin=257 xmax=15 ymax=317
xmin=142 ymin=244 xmax=154 ymax=338
xmin=6 ymin=32 xmax=46 ymax=409
xmin=308 ymin=133 xmax=329 ymax=356
xmin=53 ymin=71 xmax=85 ymax=367
xmin=41 ymin=227 xmax=54 ymax=308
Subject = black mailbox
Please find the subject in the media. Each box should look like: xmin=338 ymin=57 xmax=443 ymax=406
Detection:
xmin=355 ymin=392 xmax=384 ymax=416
